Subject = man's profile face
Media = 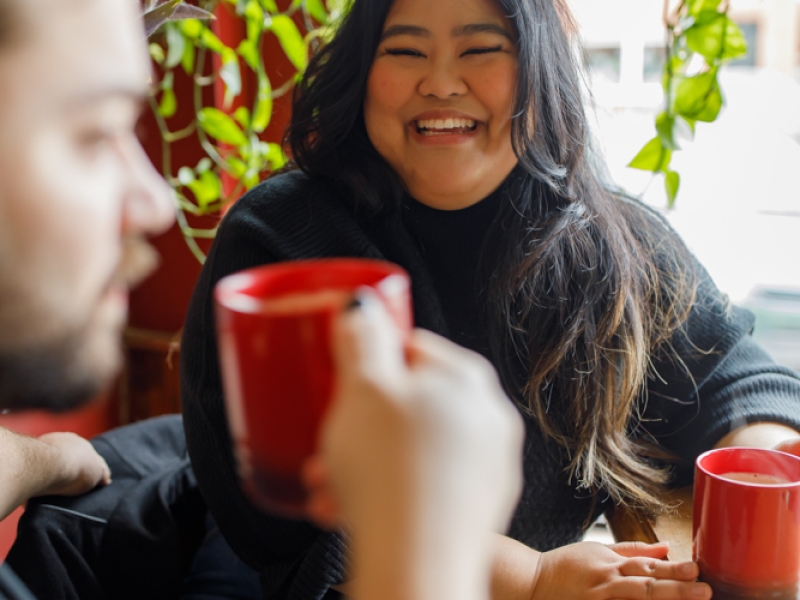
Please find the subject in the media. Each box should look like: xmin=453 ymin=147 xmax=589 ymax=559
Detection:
xmin=0 ymin=0 xmax=174 ymax=410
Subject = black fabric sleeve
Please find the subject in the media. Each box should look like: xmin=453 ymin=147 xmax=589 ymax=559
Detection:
xmin=641 ymin=265 xmax=800 ymax=482
xmin=180 ymin=176 xmax=353 ymax=600
xmin=0 ymin=565 xmax=37 ymax=600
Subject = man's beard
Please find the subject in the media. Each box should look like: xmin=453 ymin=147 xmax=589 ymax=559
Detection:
xmin=0 ymin=235 xmax=159 ymax=412
xmin=0 ymin=326 xmax=118 ymax=412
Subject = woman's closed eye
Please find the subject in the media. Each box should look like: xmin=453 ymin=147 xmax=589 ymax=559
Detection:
xmin=461 ymin=45 xmax=503 ymax=56
xmin=384 ymin=47 xmax=425 ymax=57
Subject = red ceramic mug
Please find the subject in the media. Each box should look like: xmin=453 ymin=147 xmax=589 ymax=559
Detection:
xmin=693 ymin=447 xmax=800 ymax=600
xmin=214 ymin=259 xmax=412 ymax=516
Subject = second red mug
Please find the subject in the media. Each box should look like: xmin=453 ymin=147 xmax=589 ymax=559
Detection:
xmin=693 ymin=447 xmax=800 ymax=600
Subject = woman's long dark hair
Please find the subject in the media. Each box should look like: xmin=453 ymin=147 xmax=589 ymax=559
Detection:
xmin=287 ymin=0 xmax=697 ymax=514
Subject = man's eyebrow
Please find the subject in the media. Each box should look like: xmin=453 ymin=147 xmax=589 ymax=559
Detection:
xmin=380 ymin=24 xmax=431 ymax=41
xmin=66 ymin=85 xmax=149 ymax=108
xmin=453 ymin=23 xmax=514 ymax=41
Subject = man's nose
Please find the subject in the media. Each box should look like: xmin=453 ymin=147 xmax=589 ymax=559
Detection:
xmin=417 ymin=59 xmax=469 ymax=98
xmin=121 ymin=142 xmax=175 ymax=238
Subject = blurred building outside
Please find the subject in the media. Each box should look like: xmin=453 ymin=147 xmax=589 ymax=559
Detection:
xmin=574 ymin=0 xmax=800 ymax=543
xmin=572 ymin=0 xmax=800 ymax=373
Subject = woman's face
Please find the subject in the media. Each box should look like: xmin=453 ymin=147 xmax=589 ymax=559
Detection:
xmin=364 ymin=0 xmax=519 ymax=210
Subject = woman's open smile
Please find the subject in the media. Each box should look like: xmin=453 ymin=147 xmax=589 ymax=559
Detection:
xmin=410 ymin=109 xmax=480 ymax=144
xmin=364 ymin=0 xmax=520 ymax=210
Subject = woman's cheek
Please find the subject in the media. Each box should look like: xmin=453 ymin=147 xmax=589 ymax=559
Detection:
xmin=366 ymin=62 xmax=412 ymax=117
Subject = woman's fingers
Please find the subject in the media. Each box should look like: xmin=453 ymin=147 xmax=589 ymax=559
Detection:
xmin=606 ymin=576 xmax=711 ymax=600
xmin=618 ymin=558 xmax=699 ymax=581
xmin=610 ymin=541 xmax=670 ymax=560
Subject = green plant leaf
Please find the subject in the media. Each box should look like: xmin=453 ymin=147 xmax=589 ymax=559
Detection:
xmin=144 ymin=0 xmax=215 ymax=38
xmin=237 ymin=39 xmax=260 ymax=70
xmin=270 ymin=14 xmax=308 ymax=72
xmin=673 ymin=69 xmax=717 ymax=119
xmin=655 ymin=112 xmax=676 ymax=150
xmin=149 ymin=43 xmax=165 ymax=64
xmin=686 ymin=13 xmax=725 ymax=60
xmin=226 ymin=156 xmax=248 ymax=178
xmin=252 ymin=76 xmax=273 ymax=132
xmin=233 ymin=106 xmax=251 ymax=129
xmin=665 ymin=170 xmax=681 ymax=208
xmin=720 ymin=17 xmax=748 ymax=60
xmin=200 ymin=28 xmax=227 ymax=53
xmin=188 ymin=170 xmax=222 ymax=208
xmin=165 ymin=22 xmax=186 ymax=68
xmin=220 ymin=48 xmax=242 ymax=103
xmin=687 ymin=0 xmax=721 ymax=17
xmin=198 ymin=108 xmax=249 ymax=146
xmin=264 ymin=142 xmax=287 ymax=170
xmin=180 ymin=18 xmax=203 ymax=39
xmin=628 ymin=137 xmax=672 ymax=172
xmin=244 ymin=0 xmax=265 ymax=41
xmin=259 ymin=0 xmax=279 ymax=12
xmin=306 ymin=0 xmax=329 ymax=24
xmin=158 ymin=88 xmax=177 ymax=118
xmin=686 ymin=14 xmax=747 ymax=62
xmin=160 ymin=70 xmax=175 ymax=91
xmin=693 ymin=84 xmax=723 ymax=122
xmin=327 ymin=0 xmax=353 ymax=21
xmin=144 ymin=0 xmax=181 ymax=37
xmin=181 ymin=36 xmax=196 ymax=73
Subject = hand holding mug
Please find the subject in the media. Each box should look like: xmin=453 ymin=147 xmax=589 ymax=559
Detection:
xmin=304 ymin=289 xmax=524 ymax=600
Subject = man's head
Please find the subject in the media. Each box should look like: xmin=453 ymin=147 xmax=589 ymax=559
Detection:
xmin=0 ymin=0 xmax=174 ymax=410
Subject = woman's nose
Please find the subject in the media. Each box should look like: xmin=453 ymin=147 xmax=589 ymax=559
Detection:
xmin=121 ymin=142 xmax=175 ymax=238
xmin=417 ymin=59 xmax=469 ymax=98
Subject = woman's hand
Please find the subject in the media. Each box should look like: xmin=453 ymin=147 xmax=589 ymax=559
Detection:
xmin=531 ymin=541 xmax=711 ymax=600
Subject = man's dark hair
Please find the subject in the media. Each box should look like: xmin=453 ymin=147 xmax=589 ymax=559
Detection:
xmin=285 ymin=0 xmax=699 ymax=515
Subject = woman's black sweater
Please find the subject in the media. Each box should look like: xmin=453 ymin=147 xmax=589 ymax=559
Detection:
xmin=180 ymin=171 xmax=800 ymax=600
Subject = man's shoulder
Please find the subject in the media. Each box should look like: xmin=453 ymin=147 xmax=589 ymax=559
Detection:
xmin=0 ymin=564 xmax=36 ymax=600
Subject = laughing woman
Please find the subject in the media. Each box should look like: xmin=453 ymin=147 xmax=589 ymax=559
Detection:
xmin=180 ymin=0 xmax=800 ymax=598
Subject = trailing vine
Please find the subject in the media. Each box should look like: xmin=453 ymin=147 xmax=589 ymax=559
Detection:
xmin=147 ymin=0 xmax=349 ymax=262
xmin=628 ymin=0 xmax=747 ymax=207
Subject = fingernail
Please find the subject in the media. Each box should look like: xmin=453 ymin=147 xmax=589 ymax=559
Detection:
xmin=351 ymin=287 xmax=379 ymax=312
xmin=692 ymin=584 xmax=709 ymax=598
xmin=680 ymin=562 xmax=696 ymax=576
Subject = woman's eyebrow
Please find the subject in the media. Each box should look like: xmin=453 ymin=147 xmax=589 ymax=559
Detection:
xmin=452 ymin=23 xmax=513 ymax=40
xmin=380 ymin=24 xmax=431 ymax=41
xmin=380 ymin=22 xmax=513 ymax=43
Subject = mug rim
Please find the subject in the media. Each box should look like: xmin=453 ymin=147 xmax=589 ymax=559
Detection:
xmin=696 ymin=446 xmax=800 ymax=488
xmin=215 ymin=258 xmax=409 ymax=315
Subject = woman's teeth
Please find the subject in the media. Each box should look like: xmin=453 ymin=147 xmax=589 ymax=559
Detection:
xmin=416 ymin=118 xmax=477 ymax=135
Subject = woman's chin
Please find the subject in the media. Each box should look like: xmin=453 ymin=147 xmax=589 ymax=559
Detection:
xmin=404 ymin=169 xmax=510 ymax=210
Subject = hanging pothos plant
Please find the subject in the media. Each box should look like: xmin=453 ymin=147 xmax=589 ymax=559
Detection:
xmin=146 ymin=0 xmax=349 ymax=263
xmin=628 ymin=0 xmax=747 ymax=207
xmin=146 ymin=0 xmax=743 ymax=263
